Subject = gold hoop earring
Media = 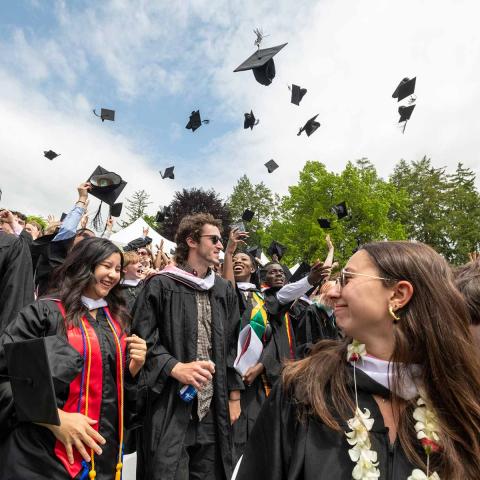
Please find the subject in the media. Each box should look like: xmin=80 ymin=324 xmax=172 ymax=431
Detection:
xmin=388 ymin=305 xmax=400 ymax=324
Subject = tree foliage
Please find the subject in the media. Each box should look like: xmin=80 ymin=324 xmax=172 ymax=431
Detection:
xmin=122 ymin=190 xmax=152 ymax=227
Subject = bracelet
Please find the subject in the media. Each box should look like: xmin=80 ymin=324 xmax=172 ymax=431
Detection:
xmin=76 ymin=200 xmax=86 ymax=205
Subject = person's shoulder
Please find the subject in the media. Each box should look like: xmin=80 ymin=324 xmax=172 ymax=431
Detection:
xmin=0 ymin=231 xmax=19 ymax=249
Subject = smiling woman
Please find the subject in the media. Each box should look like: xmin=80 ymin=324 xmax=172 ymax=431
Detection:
xmin=0 ymin=237 xmax=147 ymax=480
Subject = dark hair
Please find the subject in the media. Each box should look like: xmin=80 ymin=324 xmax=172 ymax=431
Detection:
xmin=174 ymin=213 xmax=222 ymax=264
xmin=454 ymin=260 xmax=480 ymax=325
xmin=49 ymin=237 xmax=129 ymax=330
xmin=260 ymin=261 xmax=283 ymax=284
xmin=11 ymin=211 xmax=27 ymax=222
xmin=283 ymin=241 xmax=480 ymax=479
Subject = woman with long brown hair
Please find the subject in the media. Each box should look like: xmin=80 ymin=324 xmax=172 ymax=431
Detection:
xmin=234 ymin=241 xmax=480 ymax=480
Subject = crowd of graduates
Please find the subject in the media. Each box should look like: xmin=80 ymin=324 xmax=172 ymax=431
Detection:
xmin=2 ymin=180 xmax=480 ymax=480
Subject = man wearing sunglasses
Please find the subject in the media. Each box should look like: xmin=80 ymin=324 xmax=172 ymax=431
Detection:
xmin=132 ymin=213 xmax=242 ymax=480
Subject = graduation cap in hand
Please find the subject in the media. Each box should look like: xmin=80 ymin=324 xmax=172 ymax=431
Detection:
xmin=247 ymin=245 xmax=262 ymax=261
xmin=234 ymin=43 xmax=288 ymax=86
xmin=93 ymin=108 xmax=115 ymax=122
xmin=44 ymin=150 xmax=61 ymax=160
xmin=87 ymin=165 xmax=127 ymax=230
xmin=244 ymin=110 xmax=259 ymax=130
xmin=242 ymin=209 xmax=255 ymax=222
xmin=186 ymin=110 xmax=210 ymax=132
xmin=267 ymin=240 xmax=287 ymax=260
xmin=110 ymin=202 xmax=123 ymax=218
xmin=298 ymin=114 xmax=321 ymax=137
xmin=265 ymin=159 xmax=279 ymax=173
xmin=331 ymin=201 xmax=348 ymax=220
xmin=290 ymin=84 xmax=307 ymax=106
xmin=392 ymin=77 xmax=416 ymax=102
xmin=160 ymin=166 xmax=175 ymax=179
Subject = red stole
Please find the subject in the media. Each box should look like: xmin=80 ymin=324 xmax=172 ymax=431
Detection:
xmin=53 ymin=302 xmax=126 ymax=478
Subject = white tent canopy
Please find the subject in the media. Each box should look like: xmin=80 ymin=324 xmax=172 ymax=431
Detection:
xmin=109 ymin=217 xmax=177 ymax=254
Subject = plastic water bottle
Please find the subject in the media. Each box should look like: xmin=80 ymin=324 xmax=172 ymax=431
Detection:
xmin=179 ymin=384 xmax=197 ymax=402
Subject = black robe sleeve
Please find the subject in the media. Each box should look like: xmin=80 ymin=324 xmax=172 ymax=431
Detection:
xmin=235 ymin=382 xmax=303 ymax=480
xmin=0 ymin=232 xmax=34 ymax=334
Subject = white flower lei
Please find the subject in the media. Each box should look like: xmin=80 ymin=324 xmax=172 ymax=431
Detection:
xmin=345 ymin=341 xmax=441 ymax=480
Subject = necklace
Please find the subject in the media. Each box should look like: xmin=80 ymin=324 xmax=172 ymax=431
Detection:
xmin=346 ymin=340 xmax=441 ymax=480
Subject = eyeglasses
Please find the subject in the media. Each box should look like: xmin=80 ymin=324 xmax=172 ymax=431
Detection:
xmin=137 ymin=250 xmax=148 ymax=256
xmin=200 ymin=235 xmax=223 ymax=245
xmin=336 ymin=269 xmax=391 ymax=288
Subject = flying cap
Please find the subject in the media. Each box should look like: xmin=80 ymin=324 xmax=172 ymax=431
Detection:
xmin=234 ymin=43 xmax=288 ymax=86
xmin=242 ymin=209 xmax=255 ymax=222
xmin=87 ymin=166 xmax=127 ymax=206
xmin=247 ymin=245 xmax=262 ymax=260
xmin=291 ymin=84 xmax=307 ymax=106
xmin=186 ymin=110 xmax=209 ymax=132
xmin=398 ymin=105 xmax=416 ymax=123
xmin=44 ymin=150 xmax=61 ymax=160
xmin=244 ymin=110 xmax=259 ymax=130
xmin=289 ymin=261 xmax=311 ymax=284
xmin=392 ymin=77 xmax=416 ymax=102
xmin=93 ymin=108 xmax=115 ymax=122
xmin=110 ymin=202 xmax=123 ymax=218
xmin=298 ymin=114 xmax=320 ymax=137
xmin=265 ymin=159 xmax=279 ymax=173
xmin=331 ymin=201 xmax=348 ymax=220
xmin=4 ymin=338 xmax=65 ymax=425
xmin=160 ymin=166 xmax=175 ymax=179
xmin=267 ymin=240 xmax=287 ymax=260
xmin=317 ymin=218 xmax=332 ymax=229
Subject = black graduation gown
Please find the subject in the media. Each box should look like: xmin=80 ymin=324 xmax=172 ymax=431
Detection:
xmin=235 ymin=369 xmax=416 ymax=480
xmin=0 ymin=231 xmax=34 ymax=334
xmin=131 ymin=274 xmax=242 ymax=480
xmin=118 ymin=283 xmax=142 ymax=312
xmin=295 ymin=303 xmax=339 ymax=358
xmin=0 ymin=300 xmax=136 ymax=480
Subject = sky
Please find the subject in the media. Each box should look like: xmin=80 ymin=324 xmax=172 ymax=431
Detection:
xmin=1 ymin=0 xmax=479 ymax=222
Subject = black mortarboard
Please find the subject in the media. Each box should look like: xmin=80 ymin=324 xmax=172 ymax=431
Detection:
xmin=398 ymin=105 xmax=416 ymax=123
xmin=298 ymin=114 xmax=320 ymax=137
xmin=392 ymin=77 xmax=416 ymax=102
xmin=186 ymin=110 xmax=209 ymax=132
xmin=317 ymin=218 xmax=332 ymax=229
xmin=155 ymin=210 xmax=165 ymax=223
xmin=93 ymin=108 xmax=115 ymax=122
xmin=331 ymin=201 xmax=348 ymax=219
xmin=289 ymin=261 xmax=311 ymax=284
xmin=123 ymin=236 xmax=153 ymax=252
xmin=160 ymin=166 xmax=175 ymax=179
xmin=265 ymin=159 xmax=279 ymax=173
xmin=247 ymin=245 xmax=262 ymax=260
xmin=267 ymin=240 xmax=287 ymax=260
xmin=234 ymin=43 xmax=288 ymax=86
xmin=88 ymin=166 xmax=127 ymax=206
xmin=244 ymin=110 xmax=259 ymax=130
xmin=291 ymin=84 xmax=307 ymax=106
xmin=242 ymin=209 xmax=255 ymax=222
xmin=44 ymin=150 xmax=60 ymax=160
xmin=110 ymin=202 xmax=123 ymax=218
xmin=4 ymin=338 xmax=61 ymax=425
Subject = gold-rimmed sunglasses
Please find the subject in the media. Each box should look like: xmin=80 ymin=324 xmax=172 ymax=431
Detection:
xmin=335 ymin=269 xmax=391 ymax=288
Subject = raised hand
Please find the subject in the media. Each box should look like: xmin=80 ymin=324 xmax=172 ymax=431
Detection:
xmin=226 ymin=227 xmax=249 ymax=255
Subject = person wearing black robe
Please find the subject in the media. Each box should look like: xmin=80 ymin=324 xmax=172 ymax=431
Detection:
xmin=131 ymin=214 xmax=242 ymax=480
xmin=0 ymin=230 xmax=34 ymax=334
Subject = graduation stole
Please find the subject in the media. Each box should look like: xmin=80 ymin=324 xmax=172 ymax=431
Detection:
xmin=249 ymin=291 xmax=268 ymax=340
xmin=54 ymin=302 xmax=126 ymax=480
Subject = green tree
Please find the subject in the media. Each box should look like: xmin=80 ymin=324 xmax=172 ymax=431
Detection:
xmin=122 ymin=190 xmax=152 ymax=227
xmin=227 ymin=175 xmax=280 ymax=246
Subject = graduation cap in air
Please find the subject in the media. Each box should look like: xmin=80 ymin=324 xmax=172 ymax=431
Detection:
xmin=242 ymin=209 xmax=255 ymax=222
xmin=44 ymin=150 xmax=60 ymax=160
xmin=265 ymin=159 xmax=279 ymax=173
xmin=244 ymin=110 xmax=259 ymax=130
xmin=110 ymin=202 xmax=123 ymax=218
xmin=289 ymin=261 xmax=311 ymax=284
xmin=186 ymin=110 xmax=210 ymax=132
xmin=331 ymin=201 xmax=348 ymax=220
xmin=93 ymin=108 xmax=115 ymax=122
xmin=87 ymin=165 xmax=127 ymax=230
xmin=2 ymin=337 xmax=83 ymax=425
xmin=290 ymin=84 xmax=307 ymax=106
xmin=160 ymin=166 xmax=175 ymax=179
xmin=317 ymin=218 xmax=332 ymax=229
xmin=234 ymin=43 xmax=288 ymax=86
xmin=398 ymin=105 xmax=416 ymax=133
xmin=392 ymin=77 xmax=416 ymax=102
xmin=298 ymin=114 xmax=321 ymax=137
xmin=267 ymin=240 xmax=287 ymax=260
xmin=247 ymin=245 xmax=262 ymax=260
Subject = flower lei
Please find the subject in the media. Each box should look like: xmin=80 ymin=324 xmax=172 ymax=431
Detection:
xmin=345 ymin=340 xmax=441 ymax=480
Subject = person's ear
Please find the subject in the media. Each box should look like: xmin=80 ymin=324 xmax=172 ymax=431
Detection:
xmin=186 ymin=236 xmax=198 ymax=248
xmin=389 ymin=280 xmax=414 ymax=309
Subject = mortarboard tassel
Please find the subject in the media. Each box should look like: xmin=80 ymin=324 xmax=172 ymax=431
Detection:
xmin=91 ymin=202 xmax=103 ymax=231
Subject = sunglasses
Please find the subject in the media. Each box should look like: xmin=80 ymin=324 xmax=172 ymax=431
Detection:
xmin=200 ymin=234 xmax=223 ymax=245
xmin=336 ymin=269 xmax=391 ymax=288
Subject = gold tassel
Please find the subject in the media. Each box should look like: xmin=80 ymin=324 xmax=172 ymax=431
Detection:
xmin=115 ymin=462 xmax=123 ymax=480
xmin=88 ymin=470 xmax=96 ymax=479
